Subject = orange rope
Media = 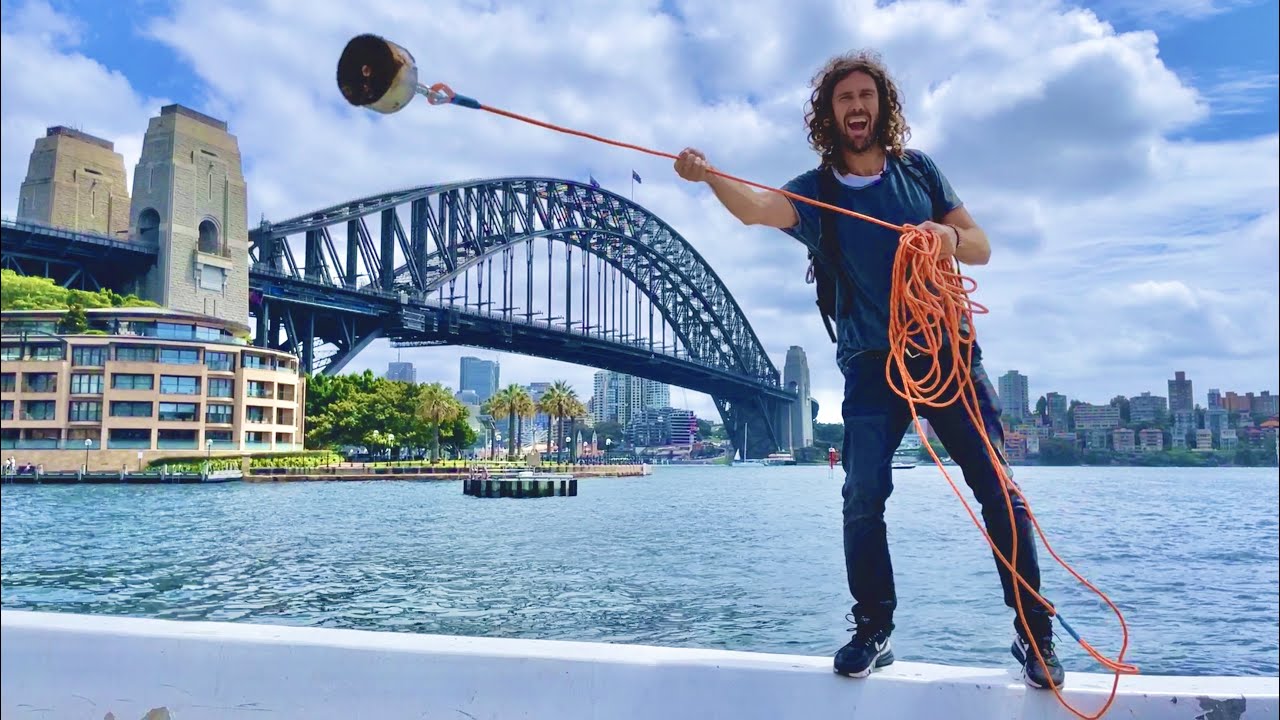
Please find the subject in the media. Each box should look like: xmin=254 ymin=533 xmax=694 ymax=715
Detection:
xmin=437 ymin=86 xmax=1138 ymax=718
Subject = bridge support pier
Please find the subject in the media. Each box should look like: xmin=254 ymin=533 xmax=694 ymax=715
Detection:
xmin=717 ymin=394 xmax=790 ymax=461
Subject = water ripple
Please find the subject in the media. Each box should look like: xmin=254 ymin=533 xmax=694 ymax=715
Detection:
xmin=3 ymin=466 xmax=1277 ymax=677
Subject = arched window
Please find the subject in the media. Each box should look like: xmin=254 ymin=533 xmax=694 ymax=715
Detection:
xmin=137 ymin=208 xmax=160 ymax=245
xmin=198 ymin=219 xmax=220 ymax=255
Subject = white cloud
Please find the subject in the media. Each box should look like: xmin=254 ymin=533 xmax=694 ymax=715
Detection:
xmin=0 ymin=0 xmax=167 ymax=217
xmin=1 ymin=0 xmax=1276 ymax=429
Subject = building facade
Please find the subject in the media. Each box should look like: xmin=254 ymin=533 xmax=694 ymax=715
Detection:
xmin=2 ymin=308 xmax=305 ymax=470
xmin=998 ymin=370 xmax=1029 ymax=422
xmin=459 ymin=356 xmax=499 ymax=404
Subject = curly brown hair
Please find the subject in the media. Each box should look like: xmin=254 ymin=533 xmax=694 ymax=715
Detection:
xmin=804 ymin=50 xmax=911 ymax=171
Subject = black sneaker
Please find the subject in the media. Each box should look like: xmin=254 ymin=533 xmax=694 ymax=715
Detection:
xmin=834 ymin=620 xmax=895 ymax=678
xmin=1011 ymin=632 xmax=1065 ymax=689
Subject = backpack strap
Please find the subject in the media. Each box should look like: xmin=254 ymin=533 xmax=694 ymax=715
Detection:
xmin=814 ymin=166 xmax=868 ymax=343
xmin=900 ymin=149 xmax=943 ymax=221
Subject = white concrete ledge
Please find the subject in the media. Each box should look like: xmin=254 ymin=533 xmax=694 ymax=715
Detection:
xmin=2 ymin=609 xmax=1276 ymax=719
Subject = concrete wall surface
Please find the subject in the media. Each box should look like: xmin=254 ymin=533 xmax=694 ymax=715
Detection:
xmin=2 ymin=610 xmax=1276 ymax=720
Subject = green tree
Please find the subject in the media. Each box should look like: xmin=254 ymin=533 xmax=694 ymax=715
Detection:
xmin=1038 ymin=437 xmax=1078 ymax=465
xmin=1035 ymin=395 xmax=1048 ymax=420
xmin=0 ymin=269 xmax=156 ymax=311
xmin=814 ymin=422 xmax=843 ymax=448
xmin=1109 ymin=395 xmax=1130 ymax=424
xmin=59 ymin=302 xmax=89 ymax=334
xmin=416 ymin=382 xmax=465 ymax=462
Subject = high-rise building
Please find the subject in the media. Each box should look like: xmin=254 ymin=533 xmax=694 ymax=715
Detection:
xmin=591 ymin=370 xmax=668 ymax=427
xmin=459 ymin=356 xmax=499 ymax=404
xmin=998 ymin=370 xmax=1029 ymax=421
xmin=1207 ymin=388 xmax=1222 ymax=410
xmin=783 ymin=346 xmax=814 ymax=450
xmin=1129 ymin=392 xmax=1167 ymax=423
xmin=386 ymin=361 xmax=415 ymax=383
xmin=1168 ymin=371 xmax=1193 ymax=413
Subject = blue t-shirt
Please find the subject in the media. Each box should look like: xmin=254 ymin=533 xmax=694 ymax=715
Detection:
xmin=780 ymin=149 xmax=962 ymax=361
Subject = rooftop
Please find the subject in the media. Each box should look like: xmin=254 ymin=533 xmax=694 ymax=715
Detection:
xmin=160 ymin=104 xmax=228 ymax=132
xmin=45 ymin=126 xmax=114 ymax=151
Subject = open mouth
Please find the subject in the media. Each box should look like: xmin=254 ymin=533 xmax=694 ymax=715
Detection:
xmin=846 ymin=116 xmax=870 ymax=134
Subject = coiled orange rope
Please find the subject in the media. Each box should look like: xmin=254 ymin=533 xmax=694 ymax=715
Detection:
xmin=430 ymin=82 xmax=1139 ymax=718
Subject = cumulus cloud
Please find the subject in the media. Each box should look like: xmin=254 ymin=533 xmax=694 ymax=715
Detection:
xmin=1 ymin=0 xmax=1275 ymax=425
xmin=0 ymin=0 xmax=167 ymax=216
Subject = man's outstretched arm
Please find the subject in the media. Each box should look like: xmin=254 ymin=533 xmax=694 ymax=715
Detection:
xmin=674 ymin=148 xmax=798 ymax=229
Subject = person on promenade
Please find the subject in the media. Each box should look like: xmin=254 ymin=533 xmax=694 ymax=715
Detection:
xmin=671 ymin=50 xmax=1064 ymax=689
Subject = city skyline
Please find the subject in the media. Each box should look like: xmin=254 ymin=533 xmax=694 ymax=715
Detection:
xmin=0 ymin=0 xmax=1274 ymax=424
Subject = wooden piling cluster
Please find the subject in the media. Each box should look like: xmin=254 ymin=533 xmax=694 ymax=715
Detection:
xmin=462 ymin=475 xmax=577 ymax=498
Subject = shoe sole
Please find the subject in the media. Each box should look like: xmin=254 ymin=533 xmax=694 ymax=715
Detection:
xmin=835 ymin=644 xmax=895 ymax=679
xmin=1012 ymin=640 xmax=1064 ymax=690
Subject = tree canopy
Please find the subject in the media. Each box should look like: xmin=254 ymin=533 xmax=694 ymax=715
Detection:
xmin=305 ymin=371 xmax=476 ymax=458
xmin=0 ymin=269 xmax=157 ymax=311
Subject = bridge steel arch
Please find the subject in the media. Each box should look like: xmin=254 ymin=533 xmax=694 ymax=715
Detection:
xmin=249 ymin=177 xmax=795 ymax=459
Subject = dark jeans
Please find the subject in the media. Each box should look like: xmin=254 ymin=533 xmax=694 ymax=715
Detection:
xmin=839 ymin=343 xmax=1052 ymax=639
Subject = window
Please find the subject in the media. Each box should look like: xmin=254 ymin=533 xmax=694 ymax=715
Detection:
xmin=23 ymin=373 xmax=58 ymax=393
xmin=137 ymin=208 xmax=160 ymax=246
xmin=1 ymin=401 xmax=11 ymax=420
xmin=205 ymin=430 xmax=233 ymax=443
xmin=1 ymin=373 xmax=14 ymax=392
xmin=208 ymin=378 xmax=234 ymax=398
xmin=110 ymin=401 xmax=152 ymax=418
xmin=0 ymin=345 xmax=19 ymax=361
xmin=205 ymin=351 xmax=234 ymax=372
xmin=198 ymin=219 xmax=220 ymax=254
xmin=155 ymin=323 xmax=195 ymax=340
xmin=116 ymin=345 xmax=157 ymax=362
xmin=158 ymin=347 xmax=199 ymax=365
xmin=112 ymin=373 xmax=153 ymax=390
xmin=206 ymin=404 xmax=233 ymax=424
xmin=72 ymin=346 xmax=108 ymax=366
xmin=108 ymin=428 xmax=151 ymax=449
xmin=22 ymin=400 xmax=56 ymax=420
xmin=29 ymin=344 xmax=63 ymax=361
xmin=70 ymin=373 xmax=103 ymax=395
xmin=158 ymin=402 xmax=199 ymax=422
xmin=69 ymin=401 xmax=101 ymax=422
xmin=242 ymin=354 xmax=269 ymax=370
xmin=195 ymin=326 xmax=226 ymax=342
xmin=247 ymin=381 xmax=271 ymax=398
xmin=246 ymin=406 xmax=268 ymax=424
xmin=160 ymin=375 xmax=201 ymax=395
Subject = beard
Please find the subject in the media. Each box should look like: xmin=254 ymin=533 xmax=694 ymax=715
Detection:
xmin=839 ymin=113 xmax=879 ymax=154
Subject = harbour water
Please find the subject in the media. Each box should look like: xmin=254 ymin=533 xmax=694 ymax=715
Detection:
xmin=2 ymin=465 xmax=1276 ymax=677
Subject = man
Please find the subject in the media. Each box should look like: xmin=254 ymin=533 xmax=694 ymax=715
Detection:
xmin=672 ymin=50 xmax=1064 ymax=690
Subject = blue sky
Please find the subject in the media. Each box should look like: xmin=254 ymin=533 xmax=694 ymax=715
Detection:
xmin=2 ymin=0 xmax=1276 ymax=421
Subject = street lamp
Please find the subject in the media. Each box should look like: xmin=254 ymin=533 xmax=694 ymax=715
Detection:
xmin=83 ymin=437 xmax=92 ymax=473
xmin=206 ymin=438 xmax=213 ymax=469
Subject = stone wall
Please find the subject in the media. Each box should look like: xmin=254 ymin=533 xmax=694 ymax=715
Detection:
xmin=2 ymin=448 xmax=249 ymax=473
xmin=17 ymin=127 xmax=131 ymax=237
xmin=133 ymin=105 xmax=249 ymax=329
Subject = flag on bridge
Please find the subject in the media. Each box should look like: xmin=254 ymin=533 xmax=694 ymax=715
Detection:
xmin=632 ymin=170 xmax=642 ymax=184
xmin=589 ymin=175 xmax=600 ymax=188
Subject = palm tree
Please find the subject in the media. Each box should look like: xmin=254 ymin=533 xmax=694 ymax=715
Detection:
xmin=416 ymin=382 xmax=465 ymax=462
xmin=490 ymin=385 xmax=534 ymax=460
xmin=537 ymin=381 xmax=586 ymax=463
xmin=562 ymin=397 xmax=587 ymax=462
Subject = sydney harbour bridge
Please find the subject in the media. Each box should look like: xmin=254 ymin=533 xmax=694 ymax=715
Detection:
xmin=2 ymin=176 xmax=803 ymax=459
